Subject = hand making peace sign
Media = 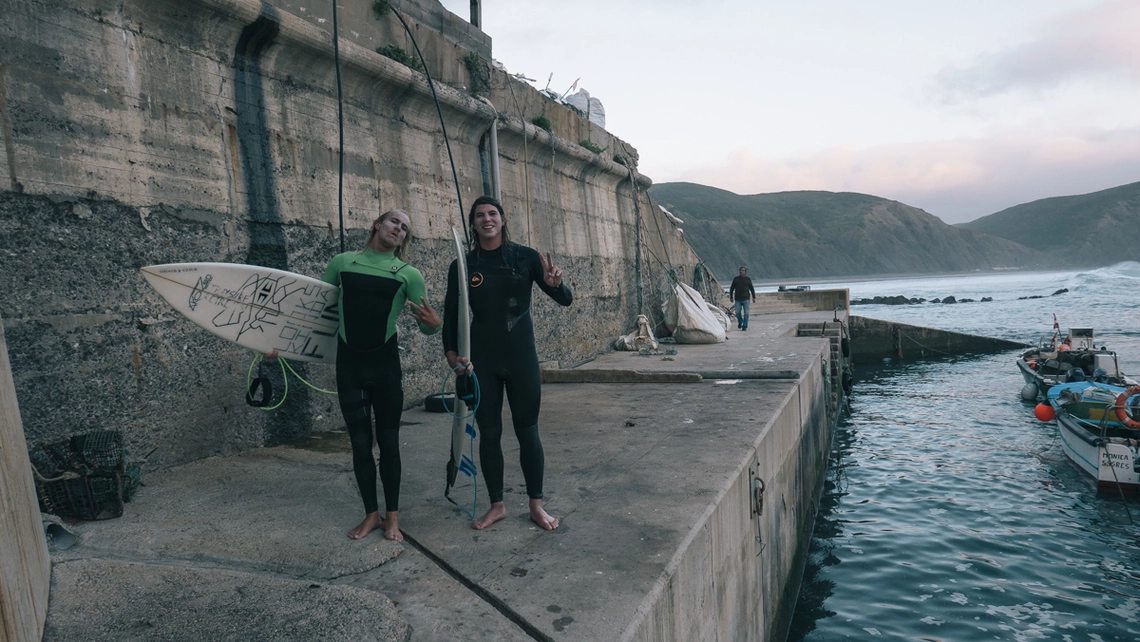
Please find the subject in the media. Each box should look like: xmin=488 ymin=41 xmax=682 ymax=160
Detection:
xmin=540 ymin=252 xmax=562 ymax=288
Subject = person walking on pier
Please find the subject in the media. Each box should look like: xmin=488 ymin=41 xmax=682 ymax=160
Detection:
xmin=297 ymin=209 xmax=442 ymax=543
xmin=729 ymin=266 xmax=756 ymax=331
xmin=443 ymin=195 xmax=573 ymax=531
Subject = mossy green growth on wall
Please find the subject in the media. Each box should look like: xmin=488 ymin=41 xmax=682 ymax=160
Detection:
xmin=372 ymin=0 xmax=391 ymax=18
xmin=532 ymin=115 xmax=552 ymax=132
xmin=377 ymin=45 xmax=423 ymax=73
xmin=463 ymin=52 xmax=489 ymax=96
xmin=580 ymin=140 xmax=603 ymax=154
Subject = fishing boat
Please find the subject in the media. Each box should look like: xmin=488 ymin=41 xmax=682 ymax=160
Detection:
xmin=1043 ymin=381 xmax=1140 ymax=493
xmin=1017 ymin=325 xmax=1133 ymax=400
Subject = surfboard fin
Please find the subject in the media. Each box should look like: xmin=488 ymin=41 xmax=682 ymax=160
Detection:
xmin=444 ymin=422 xmax=478 ymax=518
xmin=445 ymin=456 xmax=459 ymax=490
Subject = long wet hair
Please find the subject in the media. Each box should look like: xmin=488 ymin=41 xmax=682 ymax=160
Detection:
xmin=467 ymin=195 xmax=510 ymax=253
xmin=365 ymin=209 xmax=413 ymax=259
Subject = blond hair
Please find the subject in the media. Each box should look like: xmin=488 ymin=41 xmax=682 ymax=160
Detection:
xmin=366 ymin=209 xmax=413 ymax=258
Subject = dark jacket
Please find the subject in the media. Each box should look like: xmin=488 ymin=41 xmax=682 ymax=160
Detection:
xmin=729 ymin=275 xmax=755 ymax=302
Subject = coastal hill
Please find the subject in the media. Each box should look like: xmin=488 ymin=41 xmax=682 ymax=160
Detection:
xmin=957 ymin=180 xmax=1140 ymax=267
xmin=649 ymin=182 xmax=1040 ymax=281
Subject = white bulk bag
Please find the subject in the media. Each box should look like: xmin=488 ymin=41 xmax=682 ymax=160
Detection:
xmin=662 ymin=283 xmax=726 ymax=344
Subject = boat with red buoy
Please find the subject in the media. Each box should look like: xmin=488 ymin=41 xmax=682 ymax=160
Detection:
xmin=1038 ymin=381 xmax=1140 ymax=494
xmin=1017 ymin=321 xmax=1134 ymax=400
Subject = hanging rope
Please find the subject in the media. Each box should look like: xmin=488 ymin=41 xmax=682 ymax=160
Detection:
xmin=645 ymin=189 xmax=675 ymax=268
xmin=1074 ymin=411 xmax=1137 ymax=524
xmin=330 ymin=0 xmax=346 ymax=252
xmin=624 ymin=165 xmax=647 ymax=316
xmin=384 ymin=6 xmax=468 ymax=244
xmin=503 ymin=76 xmax=534 ymax=246
xmin=896 ymin=332 xmax=957 ymax=357
xmin=620 ymin=168 xmax=684 ymax=331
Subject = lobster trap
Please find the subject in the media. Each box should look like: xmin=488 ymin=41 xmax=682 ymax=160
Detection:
xmin=29 ymin=429 xmax=141 ymax=521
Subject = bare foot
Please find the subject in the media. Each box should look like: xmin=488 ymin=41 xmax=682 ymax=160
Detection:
xmin=472 ymin=502 xmax=507 ymax=530
xmin=382 ymin=511 xmax=403 ymax=543
xmin=348 ymin=512 xmax=383 ymax=540
xmin=529 ymin=499 xmax=559 ymax=531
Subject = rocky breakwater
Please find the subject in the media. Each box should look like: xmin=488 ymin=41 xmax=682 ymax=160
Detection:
xmin=853 ymin=286 xmax=1071 ymax=306
xmin=852 ymin=294 xmax=994 ymax=305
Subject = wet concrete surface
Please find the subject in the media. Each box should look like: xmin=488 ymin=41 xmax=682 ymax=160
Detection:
xmin=42 ymin=311 xmax=837 ymax=641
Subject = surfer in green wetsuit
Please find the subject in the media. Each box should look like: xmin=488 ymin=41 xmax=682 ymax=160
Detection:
xmin=321 ymin=209 xmax=441 ymax=542
xmin=443 ymin=196 xmax=573 ymax=531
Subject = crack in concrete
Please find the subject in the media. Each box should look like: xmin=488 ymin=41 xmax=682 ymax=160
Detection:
xmin=400 ymin=531 xmax=555 ymax=642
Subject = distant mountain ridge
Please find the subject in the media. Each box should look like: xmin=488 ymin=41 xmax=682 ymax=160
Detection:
xmin=957 ymin=181 xmax=1140 ymax=267
xmin=649 ymin=183 xmax=1040 ymax=282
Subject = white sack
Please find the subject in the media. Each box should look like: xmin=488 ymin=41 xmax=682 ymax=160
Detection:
xmin=706 ymin=303 xmax=731 ymax=332
xmin=562 ymin=89 xmax=606 ymax=128
xmin=662 ymin=283 xmax=726 ymax=344
xmin=614 ymin=314 xmax=659 ymax=351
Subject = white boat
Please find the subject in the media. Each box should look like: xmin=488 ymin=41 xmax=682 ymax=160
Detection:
xmin=1017 ymin=327 xmax=1133 ymax=400
xmin=1046 ymin=382 xmax=1140 ymax=494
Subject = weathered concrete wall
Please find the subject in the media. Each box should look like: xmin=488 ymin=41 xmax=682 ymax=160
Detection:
xmin=777 ymin=288 xmax=850 ymax=314
xmin=849 ymin=315 xmax=1028 ymax=363
xmin=0 ymin=319 xmax=50 ymax=642
xmin=623 ymin=348 xmax=832 ymax=642
xmin=0 ymin=0 xmax=711 ymax=469
xmin=267 ymin=0 xmax=492 ymax=68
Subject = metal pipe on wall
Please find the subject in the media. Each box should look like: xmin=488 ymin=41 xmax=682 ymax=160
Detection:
xmin=476 ymin=97 xmax=501 ymax=201
xmin=488 ymin=118 xmax=500 ymax=202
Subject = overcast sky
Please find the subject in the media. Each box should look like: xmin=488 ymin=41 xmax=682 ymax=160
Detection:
xmin=436 ymin=0 xmax=1140 ymax=224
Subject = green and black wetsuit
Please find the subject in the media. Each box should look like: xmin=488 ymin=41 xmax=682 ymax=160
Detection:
xmin=323 ymin=249 xmax=439 ymax=515
xmin=443 ymin=242 xmax=572 ymax=503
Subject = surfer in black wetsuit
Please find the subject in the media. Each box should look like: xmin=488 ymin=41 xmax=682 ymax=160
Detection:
xmin=443 ymin=196 xmax=573 ymax=531
xmin=274 ymin=209 xmax=441 ymax=543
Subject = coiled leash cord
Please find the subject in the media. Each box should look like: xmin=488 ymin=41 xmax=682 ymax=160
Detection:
xmin=246 ymin=354 xmax=336 ymax=410
xmin=441 ymin=364 xmax=481 ymax=419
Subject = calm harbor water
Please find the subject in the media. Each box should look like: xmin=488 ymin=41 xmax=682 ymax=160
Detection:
xmin=784 ymin=263 xmax=1140 ymax=641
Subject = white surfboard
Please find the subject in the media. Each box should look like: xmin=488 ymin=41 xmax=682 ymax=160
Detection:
xmin=141 ymin=262 xmax=340 ymax=364
xmin=445 ymin=228 xmax=477 ymax=515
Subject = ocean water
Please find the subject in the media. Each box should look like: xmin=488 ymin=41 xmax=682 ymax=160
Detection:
xmin=785 ymin=262 xmax=1140 ymax=642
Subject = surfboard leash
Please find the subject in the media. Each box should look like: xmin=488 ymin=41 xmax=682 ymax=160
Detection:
xmin=445 ymin=421 xmax=478 ymax=520
xmin=441 ymin=364 xmax=481 ymax=420
xmin=245 ymin=354 xmax=336 ymax=411
xmin=246 ymin=356 xmax=276 ymax=408
xmin=442 ymin=364 xmax=480 ymax=518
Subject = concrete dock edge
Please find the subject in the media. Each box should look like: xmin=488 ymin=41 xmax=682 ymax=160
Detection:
xmin=619 ymin=356 xmax=830 ymax=642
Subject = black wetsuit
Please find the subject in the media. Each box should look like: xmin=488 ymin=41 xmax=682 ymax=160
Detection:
xmin=443 ymin=242 xmax=573 ymax=503
xmin=323 ymin=250 xmax=438 ymax=515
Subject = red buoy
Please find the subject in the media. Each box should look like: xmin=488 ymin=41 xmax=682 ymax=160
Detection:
xmin=1034 ymin=403 xmax=1055 ymax=422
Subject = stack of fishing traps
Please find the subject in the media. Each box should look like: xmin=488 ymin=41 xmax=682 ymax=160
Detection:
xmin=29 ymin=429 xmax=141 ymax=520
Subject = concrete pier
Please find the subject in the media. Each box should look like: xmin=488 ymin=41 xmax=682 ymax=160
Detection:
xmin=849 ymin=315 xmax=1029 ymax=362
xmin=39 ymin=309 xmax=843 ymax=642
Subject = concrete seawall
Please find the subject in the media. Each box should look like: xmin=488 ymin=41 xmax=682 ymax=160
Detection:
xmin=0 ymin=0 xmax=712 ymax=470
xmin=2 ymin=2 xmax=853 ymax=638
xmin=39 ymin=309 xmax=844 ymax=642
xmin=614 ymin=347 xmax=831 ymax=641
xmin=849 ymin=315 xmax=1028 ymax=362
